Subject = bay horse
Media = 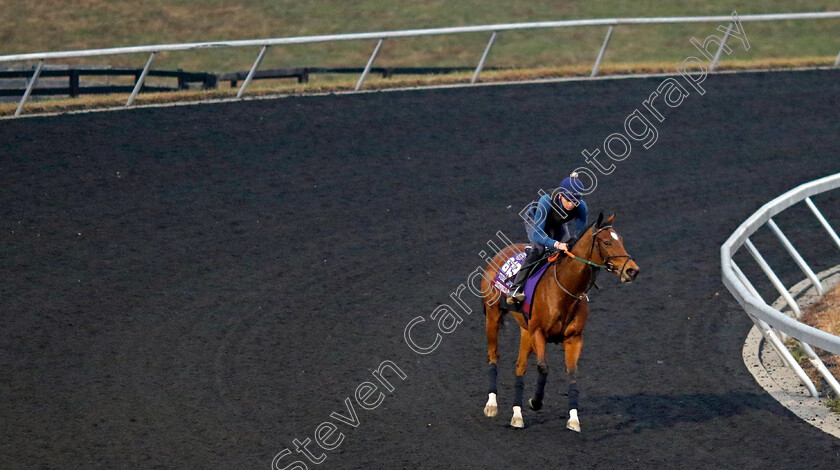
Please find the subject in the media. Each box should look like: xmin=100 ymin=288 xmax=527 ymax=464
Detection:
xmin=481 ymin=213 xmax=639 ymax=431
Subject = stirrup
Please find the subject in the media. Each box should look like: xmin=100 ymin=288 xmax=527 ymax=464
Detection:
xmin=507 ymin=286 xmax=525 ymax=304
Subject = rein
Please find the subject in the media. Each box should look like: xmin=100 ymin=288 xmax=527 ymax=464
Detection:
xmin=552 ymin=262 xmax=589 ymax=301
xmin=550 ymin=225 xmax=633 ymax=300
xmin=561 ymin=250 xmax=607 ymax=269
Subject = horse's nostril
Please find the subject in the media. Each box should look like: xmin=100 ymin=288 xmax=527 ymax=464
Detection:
xmin=627 ymin=268 xmax=638 ymax=277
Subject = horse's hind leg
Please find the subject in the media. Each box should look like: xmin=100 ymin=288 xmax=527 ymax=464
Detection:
xmin=483 ymin=302 xmax=502 ymax=418
xmin=510 ymin=328 xmax=531 ymax=428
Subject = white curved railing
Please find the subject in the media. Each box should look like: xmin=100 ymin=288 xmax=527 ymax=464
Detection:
xmin=2 ymin=11 xmax=840 ymax=116
xmin=721 ymin=173 xmax=840 ymax=397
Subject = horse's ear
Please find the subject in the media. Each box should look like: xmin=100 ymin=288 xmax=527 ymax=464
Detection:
xmin=606 ymin=214 xmax=615 ymax=226
xmin=593 ymin=212 xmax=604 ymax=232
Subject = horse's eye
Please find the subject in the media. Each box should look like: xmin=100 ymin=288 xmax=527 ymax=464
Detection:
xmin=603 ymin=241 xmax=612 ymax=246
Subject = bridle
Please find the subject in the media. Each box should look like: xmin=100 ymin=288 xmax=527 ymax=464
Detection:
xmin=551 ymin=225 xmax=634 ymax=300
xmin=592 ymin=225 xmax=634 ymax=275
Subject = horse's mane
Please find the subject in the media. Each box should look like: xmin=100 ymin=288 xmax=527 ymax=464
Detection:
xmin=580 ymin=219 xmax=598 ymax=237
xmin=568 ymin=219 xmax=599 ymax=250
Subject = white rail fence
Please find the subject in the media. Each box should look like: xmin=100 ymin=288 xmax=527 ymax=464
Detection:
xmin=2 ymin=11 xmax=840 ymax=116
xmin=721 ymin=173 xmax=840 ymax=398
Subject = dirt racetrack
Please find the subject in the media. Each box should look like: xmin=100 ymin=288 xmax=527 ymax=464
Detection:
xmin=3 ymin=69 xmax=840 ymax=469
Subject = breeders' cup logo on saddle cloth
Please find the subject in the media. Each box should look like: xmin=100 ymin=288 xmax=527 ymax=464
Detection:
xmin=493 ymin=251 xmax=527 ymax=295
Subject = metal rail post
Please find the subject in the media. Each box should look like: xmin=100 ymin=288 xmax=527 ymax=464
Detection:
xmin=805 ymin=197 xmax=840 ymax=251
xmin=237 ymin=45 xmax=269 ymax=98
xmin=798 ymin=341 xmax=840 ymax=397
xmin=591 ymin=26 xmax=615 ymax=77
xmin=710 ymin=22 xmax=733 ymax=71
xmin=742 ymin=239 xmax=840 ymax=397
xmin=1 ymin=12 xmax=840 ymax=117
xmin=766 ymin=218 xmax=824 ymax=295
xmin=732 ymin=259 xmax=815 ymax=393
xmin=1 ymin=13 xmax=840 ymax=68
xmin=834 ymin=48 xmax=840 ymax=67
xmin=751 ymin=314 xmax=820 ymax=397
xmin=730 ymin=260 xmax=762 ymax=300
xmin=732 ymin=260 xmax=787 ymax=342
xmin=471 ymin=31 xmax=497 ymax=83
xmin=356 ymin=39 xmax=384 ymax=91
xmin=15 ymin=60 xmax=45 ymax=117
xmin=126 ymin=52 xmax=156 ymax=107
xmin=744 ymin=238 xmax=802 ymax=318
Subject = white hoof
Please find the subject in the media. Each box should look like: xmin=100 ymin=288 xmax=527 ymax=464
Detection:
xmin=510 ymin=406 xmax=524 ymax=428
xmin=483 ymin=393 xmax=498 ymax=418
xmin=566 ymin=408 xmax=581 ymax=433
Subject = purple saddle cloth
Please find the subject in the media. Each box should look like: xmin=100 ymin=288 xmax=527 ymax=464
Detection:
xmin=492 ymin=249 xmax=552 ymax=314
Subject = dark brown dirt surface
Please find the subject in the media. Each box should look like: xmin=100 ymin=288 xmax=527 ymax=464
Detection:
xmin=3 ymin=69 xmax=840 ymax=469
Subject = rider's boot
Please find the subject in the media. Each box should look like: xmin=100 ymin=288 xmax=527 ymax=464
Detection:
xmin=507 ymin=268 xmax=528 ymax=304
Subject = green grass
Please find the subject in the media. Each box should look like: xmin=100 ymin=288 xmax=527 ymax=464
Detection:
xmin=788 ymin=344 xmax=809 ymax=364
xmin=828 ymin=399 xmax=840 ymax=414
xmin=1 ymin=1 xmax=839 ymax=73
xmin=2 ymin=57 xmax=833 ymax=117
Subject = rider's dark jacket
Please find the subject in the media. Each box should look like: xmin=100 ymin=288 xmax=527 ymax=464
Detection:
xmin=527 ymin=193 xmax=588 ymax=248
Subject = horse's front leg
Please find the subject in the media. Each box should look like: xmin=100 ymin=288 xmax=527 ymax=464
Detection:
xmin=528 ymin=328 xmax=548 ymax=412
xmin=510 ymin=328 xmax=532 ymax=428
xmin=562 ymin=334 xmax=584 ymax=432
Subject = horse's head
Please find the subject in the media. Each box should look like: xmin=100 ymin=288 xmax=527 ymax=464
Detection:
xmin=589 ymin=213 xmax=639 ymax=283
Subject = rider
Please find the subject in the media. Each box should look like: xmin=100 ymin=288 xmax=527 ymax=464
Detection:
xmin=507 ymin=172 xmax=588 ymax=304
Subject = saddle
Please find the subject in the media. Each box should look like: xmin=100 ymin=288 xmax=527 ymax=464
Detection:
xmin=493 ymin=247 xmax=556 ymax=319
